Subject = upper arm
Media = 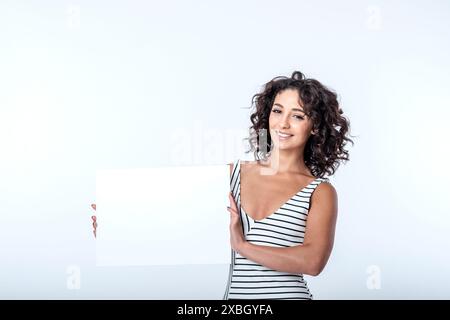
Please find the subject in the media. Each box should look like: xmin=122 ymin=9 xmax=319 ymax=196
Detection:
xmin=302 ymin=181 xmax=338 ymax=275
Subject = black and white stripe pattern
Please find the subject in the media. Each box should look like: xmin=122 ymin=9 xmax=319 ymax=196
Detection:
xmin=223 ymin=159 xmax=329 ymax=300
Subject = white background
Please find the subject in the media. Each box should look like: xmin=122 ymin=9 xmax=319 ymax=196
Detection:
xmin=0 ymin=0 xmax=449 ymax=299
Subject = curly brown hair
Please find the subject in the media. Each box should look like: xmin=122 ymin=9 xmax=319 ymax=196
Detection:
xmin=243 ymin=70 xmax=353 ymax=178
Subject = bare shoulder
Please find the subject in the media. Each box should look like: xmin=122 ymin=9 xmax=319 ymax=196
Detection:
xmin=228 ymin=160 xmax=259 ymax=175
xmin=240 ymin=160 xmax=258 ymax=166
xmin=310 ymin=180 xmax=338 ymax=213
xmin=241 ymin=160 xmax=260 ymax=173
xmin=314 ymin=180 xmax=337 ymax=200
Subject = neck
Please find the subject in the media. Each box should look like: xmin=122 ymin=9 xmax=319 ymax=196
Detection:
xmin=262 ymin=146 xmax=309 ymax=175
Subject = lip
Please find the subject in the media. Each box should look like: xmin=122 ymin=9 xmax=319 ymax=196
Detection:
xmin=275 ymin=131 xmax=293 ymax=140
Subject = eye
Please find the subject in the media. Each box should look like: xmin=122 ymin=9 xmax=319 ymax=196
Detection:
xmin=272 ymin=109 xmax=304 ymax=120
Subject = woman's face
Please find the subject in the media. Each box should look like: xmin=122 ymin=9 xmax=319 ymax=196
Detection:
xmin=268 ymin=89 xmax=314 ymax=151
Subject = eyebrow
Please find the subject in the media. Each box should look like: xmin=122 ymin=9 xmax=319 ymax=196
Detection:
xmin=273 ymin=103 xmax=305 ymax=113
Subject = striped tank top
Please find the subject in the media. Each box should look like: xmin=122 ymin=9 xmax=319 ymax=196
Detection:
xmin=223 ymin=159 xmax=329 ymax=300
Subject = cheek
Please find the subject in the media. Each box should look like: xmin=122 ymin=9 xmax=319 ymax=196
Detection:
xmin=292 ymin=124 xmax=313 ymax=139
xmin=268 ymin=115 xmax=277 ymax=130
xmin=268 ymin=114 xmax=275 ymax=125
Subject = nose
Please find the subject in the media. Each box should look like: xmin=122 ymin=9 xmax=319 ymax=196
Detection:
xmin=280 ymin=114 xmax=290 ymax=129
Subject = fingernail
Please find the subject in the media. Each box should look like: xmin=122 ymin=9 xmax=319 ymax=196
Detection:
xmin=227 ymin=206 xmax=230 ymax=209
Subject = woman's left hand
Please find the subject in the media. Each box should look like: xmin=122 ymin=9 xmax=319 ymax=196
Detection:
xmin=227 ymin=192 xmax=247 ymax=253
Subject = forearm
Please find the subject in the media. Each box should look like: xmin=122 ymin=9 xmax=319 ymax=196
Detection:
xmin=237 ymin=241 xmax=319 ymax=275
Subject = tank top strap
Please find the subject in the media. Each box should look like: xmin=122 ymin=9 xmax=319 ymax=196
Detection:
xmin=230 ymin=159 xmax=240 ymax=197
xmin=309 ymin=177 xmax=330 ymax=189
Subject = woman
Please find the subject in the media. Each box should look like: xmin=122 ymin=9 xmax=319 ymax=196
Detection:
xmin=223 ymin=70 xmax=352 ymax=300
xmin=91 ymin=70 xmax=352 ymax=300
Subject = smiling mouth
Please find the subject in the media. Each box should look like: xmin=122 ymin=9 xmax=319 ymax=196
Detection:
xmin=275 ymin=131 xmax=293 ymax=139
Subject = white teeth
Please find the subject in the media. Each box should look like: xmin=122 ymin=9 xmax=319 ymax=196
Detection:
xmin=277 ymin=132 xmax=293 ymax=137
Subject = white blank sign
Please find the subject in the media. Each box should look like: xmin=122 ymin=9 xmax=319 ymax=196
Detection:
xmin=95 ymin=164 xmax=231 ymax=267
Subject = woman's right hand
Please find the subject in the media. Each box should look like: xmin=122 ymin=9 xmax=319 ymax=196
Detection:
xmin=91 ymin=204 xmax=97 ymax=238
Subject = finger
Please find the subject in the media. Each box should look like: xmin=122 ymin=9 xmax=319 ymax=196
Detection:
xmin=91 ymin=204 xmax=96 ymax=210
xmin=228 ymin=193 xmax=238 ymax=211
xmin=227 ymin=206 xmax=239 ymax=218
xmin=91 ymin=215 xmax=96 ymax=221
